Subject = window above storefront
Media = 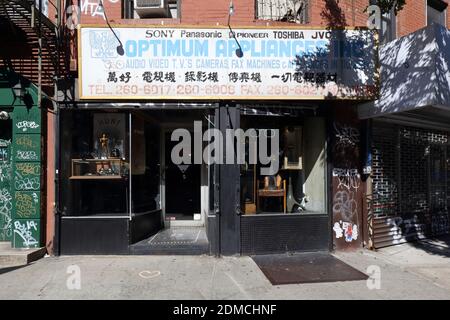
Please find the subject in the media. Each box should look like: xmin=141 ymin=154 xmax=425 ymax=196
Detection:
xmin=124 ymin=0 xmax=180 ymax=19
xmin=255 ymin=0 xmax=309 ymax=23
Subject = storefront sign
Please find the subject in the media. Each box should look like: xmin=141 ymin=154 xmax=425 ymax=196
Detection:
xmin=79 ymin=26 xmax=377 ymax=100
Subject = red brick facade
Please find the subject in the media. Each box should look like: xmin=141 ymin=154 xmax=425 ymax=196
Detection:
xmin=60 ymin=0 xmax=449 ymax=31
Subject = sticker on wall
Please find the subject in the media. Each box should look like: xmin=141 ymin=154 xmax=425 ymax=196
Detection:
xmin=333 ymin=221 xmax=358 ymax=242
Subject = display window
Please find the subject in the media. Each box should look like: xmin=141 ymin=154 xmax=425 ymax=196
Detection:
xmin=60 ymin=110 xmax=163 ymax=216
xmin=60 ymin=109 xmax=216 ymax=221
xmin=240 ymin=109 xmax=327 ymax=215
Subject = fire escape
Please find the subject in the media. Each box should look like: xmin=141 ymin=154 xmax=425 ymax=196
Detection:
xmin=0 ymin=0 xmax=67 ymax=99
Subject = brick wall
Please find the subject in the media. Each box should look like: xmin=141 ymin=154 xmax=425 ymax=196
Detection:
xmin=397 ymin=0 xmax=426 ymax=38
xmin=54 ymin=0 xmax=449 ymax=31
xmin=61 ymin=0 xmax=372 ymax=27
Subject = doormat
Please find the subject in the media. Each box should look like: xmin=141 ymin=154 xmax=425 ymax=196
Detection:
xmin=252 ymin=252 xmax=368 ymax=285
xmin=130 ymin=227 xmax=209 ymax=255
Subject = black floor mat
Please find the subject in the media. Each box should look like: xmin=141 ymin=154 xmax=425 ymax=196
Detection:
xmin=252 ymin=252 xmax=368 ymax=285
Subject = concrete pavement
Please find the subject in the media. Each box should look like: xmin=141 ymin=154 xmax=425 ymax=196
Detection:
xmin=1 ymin=237 xmax=450 ymax=299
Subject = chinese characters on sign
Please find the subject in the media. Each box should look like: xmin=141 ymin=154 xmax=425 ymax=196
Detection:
xmin=79 ymin=27 xmax=377 ymax=100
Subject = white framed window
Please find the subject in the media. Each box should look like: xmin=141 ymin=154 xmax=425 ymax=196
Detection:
xmin=256 ymin=0 xmax=309 ymax=24
xmin=124 ymin=0 xmax=180 ymax=19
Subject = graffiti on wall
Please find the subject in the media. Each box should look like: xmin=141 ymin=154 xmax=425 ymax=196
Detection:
xmin=16 ymin=136 xmax=36 ymax=149
xmin=14 ymin=163 xmax=40 ymax=191
xmin=15 ymin=192 xmax=39 ymax=218
xmin=332 ymin=168 xmax=360 ymax=191
xmin=0 ymin=162 xmax=11 ymax=183
xmin=80 ymin=0 xmax=119 ymax=20
xmin=16 ymin=121 xmax=40 ymax=132
xmin=16 ymin=151 xmax=39 ymax=161
xmin=333 ymin=190 xmax=357 ymax=221
xmin=0 ymin=142 xmax=9 ymax=162
xmin=334 ymin=122 xmax=360 ymax=148
xmin=386 ymin=216 xmax=426 ymax=244
xmin=333 ymin=122 xmax=360 ymax=169
xmin=332 ymin=122 xmax=361 ymax=243
xmin=13 ymin=220 xmax=38 ymax=247
xmin=0 ymin=188 xmax=13 ymax=240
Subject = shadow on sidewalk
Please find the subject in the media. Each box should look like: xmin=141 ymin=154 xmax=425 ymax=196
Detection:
xmin=408 ymin=234 xmax=450 ymax=258
xmin=0 ymin=264 xmax=28 ymax=275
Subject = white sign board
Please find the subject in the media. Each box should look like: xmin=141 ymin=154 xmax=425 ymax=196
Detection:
xmin=79 ymin=26 xmax=377 ymax=100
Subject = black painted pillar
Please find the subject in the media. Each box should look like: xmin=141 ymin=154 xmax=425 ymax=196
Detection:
xmin=218 ymin=103 xmax=241 ymax=255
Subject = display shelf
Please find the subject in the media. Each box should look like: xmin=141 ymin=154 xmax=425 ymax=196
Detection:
xmin=70 ymin=158 xmax=128 ymax=180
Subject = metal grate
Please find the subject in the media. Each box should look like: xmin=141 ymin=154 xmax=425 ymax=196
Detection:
xmin=241 ymin=215 xmax=329 ymax=254
xmin=371 ymin=122 xmax=398 ymax=218
xmin=371 ymin=122 xmax=450 ymax=248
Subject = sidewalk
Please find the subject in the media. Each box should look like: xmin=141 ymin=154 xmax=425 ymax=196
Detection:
xmin=1 ymin=237 xmax=450 ymax=300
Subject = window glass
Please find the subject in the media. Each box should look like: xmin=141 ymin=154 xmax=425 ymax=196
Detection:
xmin=427 ymin=5 xmax=446 ymax=26
xmin=60 ymin=110 xmax=130 ymax=216
xmin=130 ymin=113 xmax=161 ymax=214
xmin=381 ymin=8 xmax=396 ymax=44
xmin=240 ymin=112 xmax=326 ymax=215
xmin=427 ymin=0 xmax=448 ymax=26
xmin=125 ymin=0 xmax=180 ymax=19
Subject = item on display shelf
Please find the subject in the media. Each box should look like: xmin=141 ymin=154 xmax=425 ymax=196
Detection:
xmin=99 ymin=133 xmax=110 ymax=159
xmin=257 ymin=174 xmax=286 ymax=213
xmin=111 ymin=148 xmax=121 ymax=158
xmin=70 ymin=158 xmax=127 ymax=179
xmin=283 ymin=126 xmax=303 ymax=170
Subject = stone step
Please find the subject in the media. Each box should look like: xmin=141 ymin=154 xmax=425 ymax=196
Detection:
xmin=0 ymin=242 xmax=11 ymax=250
xmin=0 ymin=244 xmax=46 ymax=268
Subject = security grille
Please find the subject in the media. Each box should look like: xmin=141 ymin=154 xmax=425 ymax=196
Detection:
xmin=370 ymin=122 xmax=450 ymax=248
xmin=372 ymin=122 xmax=398 ymax=218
